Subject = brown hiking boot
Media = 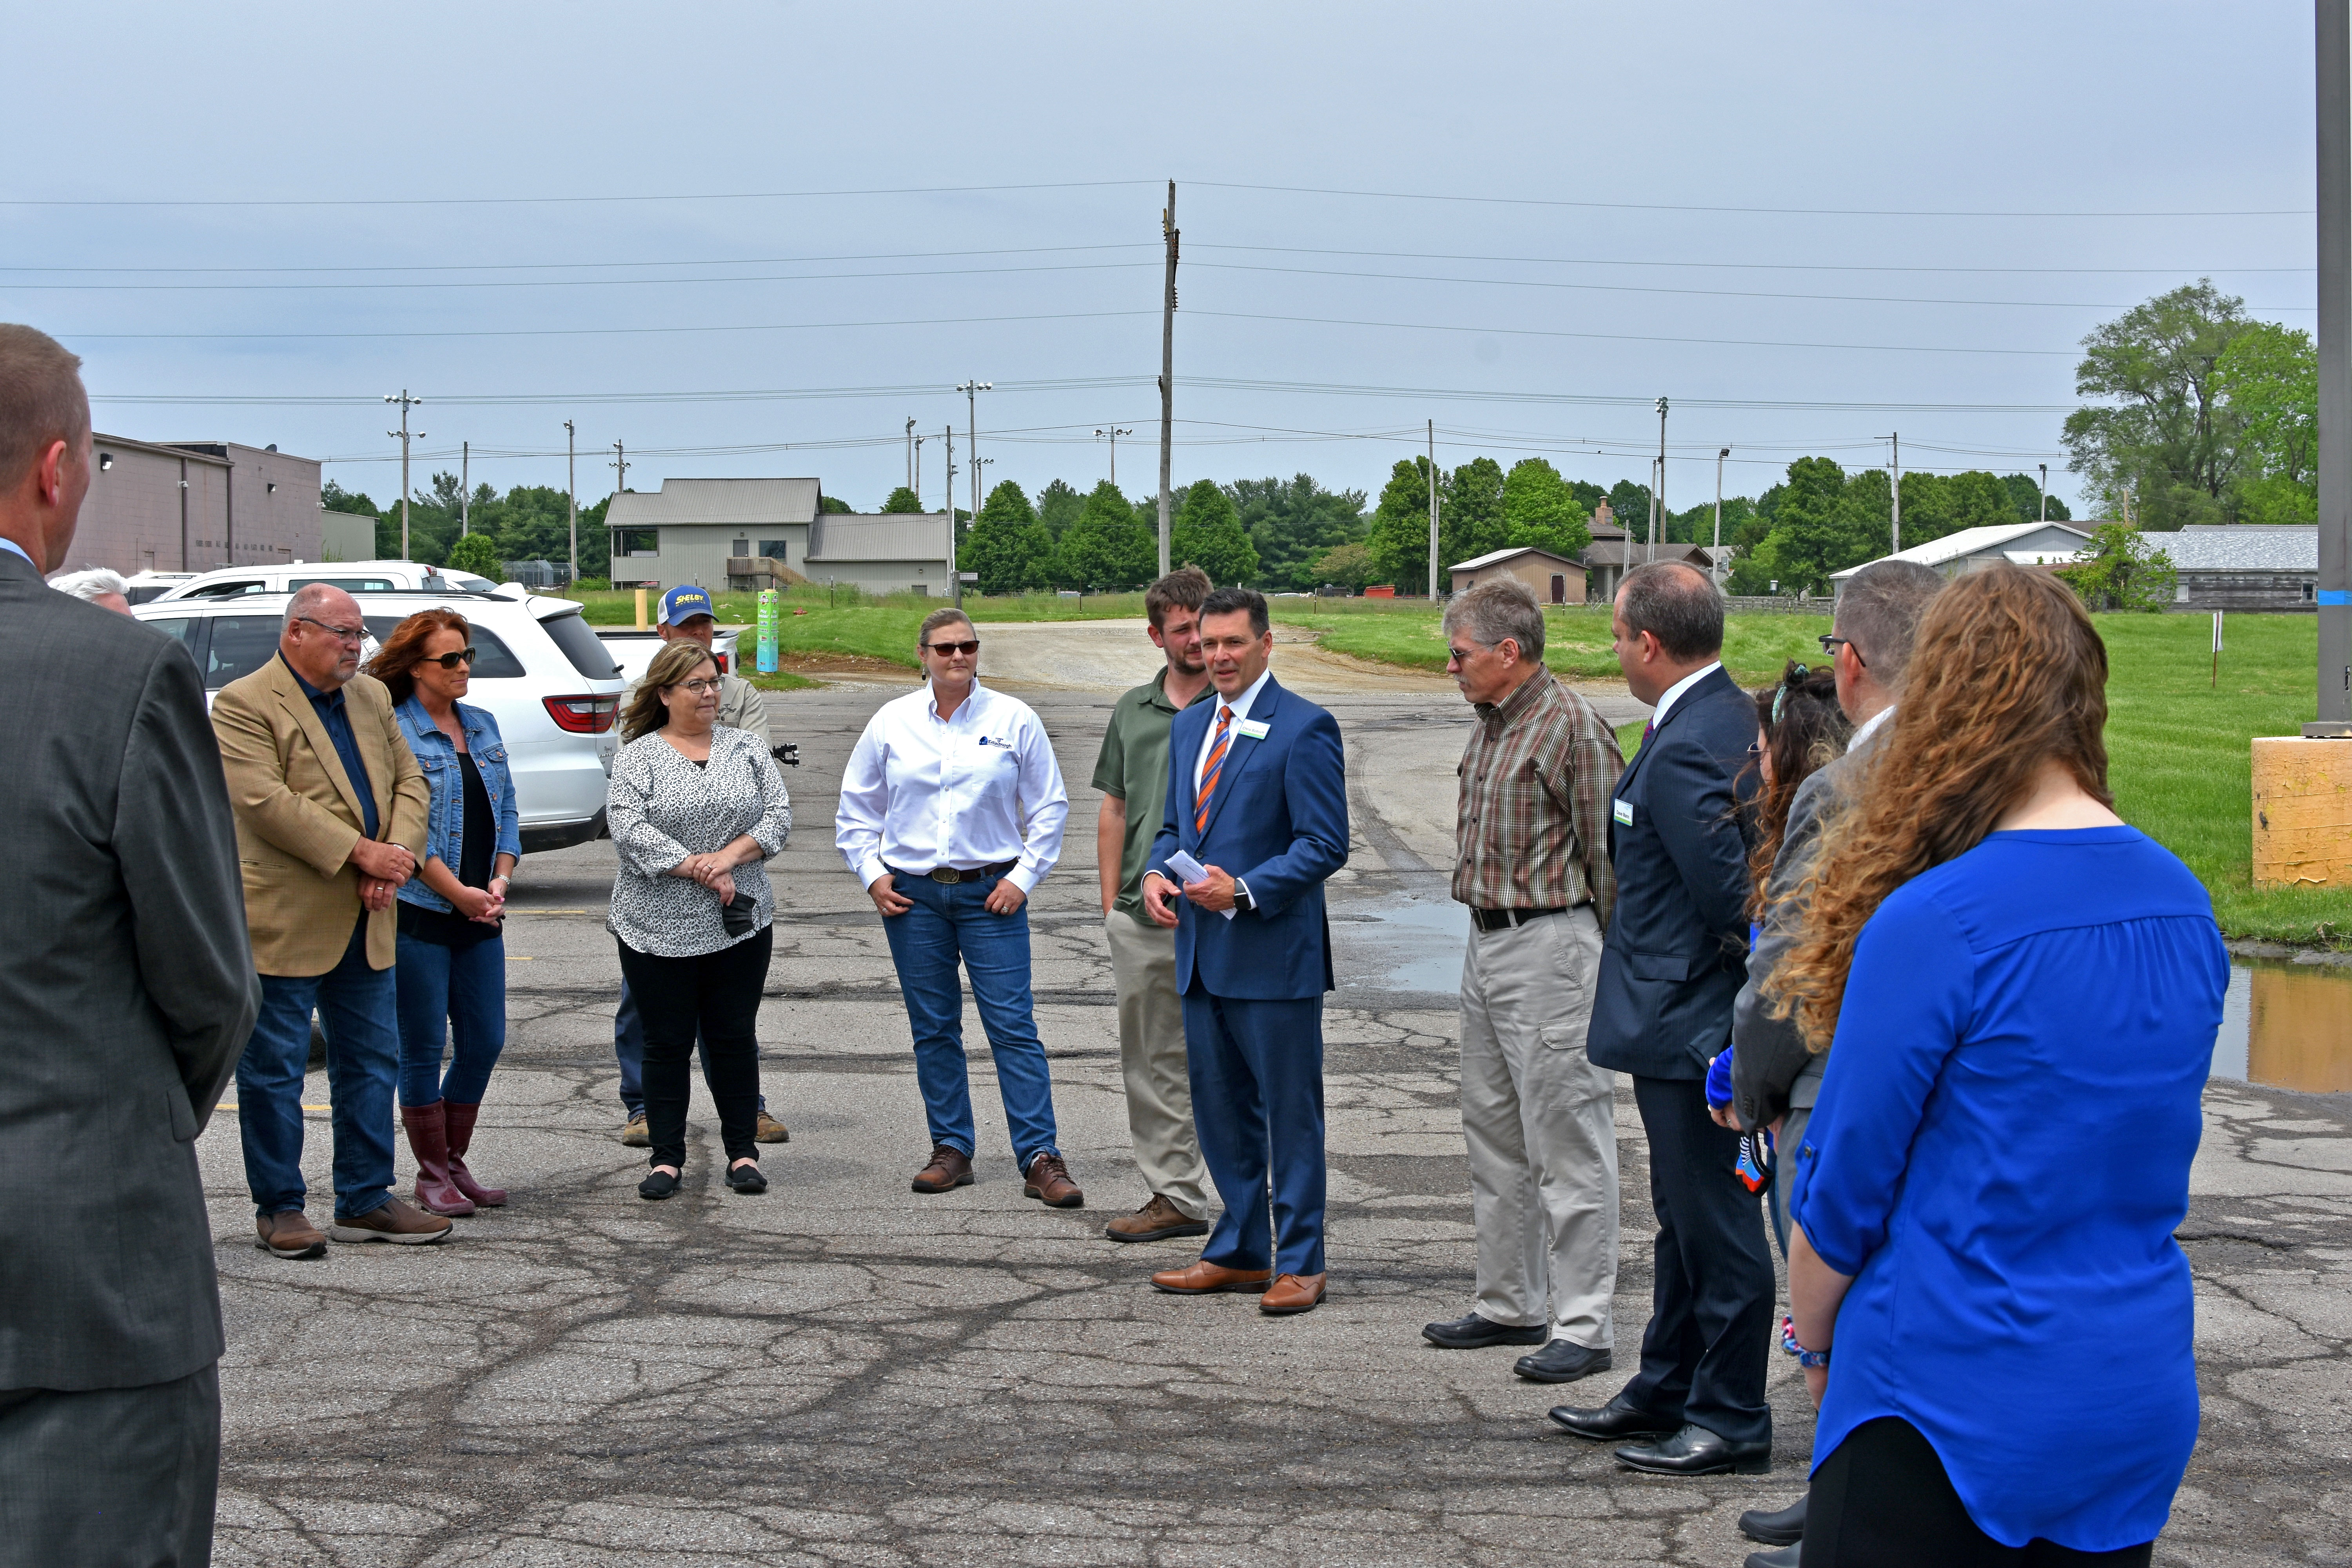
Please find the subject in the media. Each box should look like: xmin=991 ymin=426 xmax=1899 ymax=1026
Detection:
xmin=255 ymin=1210 xmax=327 ymax=1260
xmin=621 ymin=1112 xmax=650 ymax=1147
xmin=755 ymin=1109 xmax=791 ymax=1143
xmin=329 ymin=1195 xmax=453 ymax=1246
xmin=911 ymin=1144 xmax=974 ymax=1193
xmin=1105 ymin=1193 xmax=1209 ymax=1243
xmin=1023 ymin=1151 xmax=1084 ymax=1209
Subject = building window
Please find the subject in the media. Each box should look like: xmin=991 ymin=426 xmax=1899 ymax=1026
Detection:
xmin=732 ymin=538 xmax=750 ymax=557
xmin=2175 ymin=581 xmax=2189 ymax=602
xmin=759 ymin=539 xmax=790 ymax=561
xmin=615 ymin=528 xmax=659 ymax=558
xmin=2305 ymin=581 xmax=2318 ymax=601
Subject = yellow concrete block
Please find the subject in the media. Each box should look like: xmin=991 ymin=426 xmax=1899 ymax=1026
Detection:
xmin=2251 ymin=737 xmax=2352 ymax=887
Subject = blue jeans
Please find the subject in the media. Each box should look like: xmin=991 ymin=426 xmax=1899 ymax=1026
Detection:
xmin=395 ymin=931 xmax=507 ymax=1106
xmin=238 ymin=915 xmax=399 ymax=1221
xmin=614 ymin=978 xmax=767 ymax=1117
xmin=878 ymin=873 xmax=1060 ymax=1171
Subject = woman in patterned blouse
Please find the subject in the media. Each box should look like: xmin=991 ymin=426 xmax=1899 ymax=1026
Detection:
xmin=606 ymin=638 xmax=791 ymax=1201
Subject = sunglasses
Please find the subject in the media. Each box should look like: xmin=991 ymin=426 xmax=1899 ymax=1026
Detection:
xmin=428 ymin=647 xmax=478 ymax=669
xmin=923 ymin=639 xmax=981 ymax=656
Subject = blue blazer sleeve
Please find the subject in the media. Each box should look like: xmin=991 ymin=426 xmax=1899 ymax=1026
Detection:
xmin=1648 ymin=736 xmax=1752 ymax=940
xmin=1236 ymin=705 xmax=1348 ymax=916
xmin=1147 ymin=703 xmax=1196 ymax=882
xmin=1790 ymin=888 xmax=1975 ymax=1275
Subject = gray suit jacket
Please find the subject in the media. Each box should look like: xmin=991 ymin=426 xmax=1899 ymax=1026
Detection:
xmin=0 ymin=549 xmax=260 ymax=1391
xmin=1729 ymin=722 xmax=1886 ymax=1131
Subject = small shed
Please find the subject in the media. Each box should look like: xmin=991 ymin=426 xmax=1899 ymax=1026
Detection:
xmin=1449 ymin=545 xmax=1588 ymax=604
xmin=2160 ymin=524 xmax=2319 ymax=611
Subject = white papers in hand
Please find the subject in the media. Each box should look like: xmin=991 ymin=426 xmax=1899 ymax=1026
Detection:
xmin=1163 ymin=850 xmax=1236 ymax=920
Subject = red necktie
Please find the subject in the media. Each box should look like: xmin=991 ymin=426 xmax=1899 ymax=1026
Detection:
xmin=1194 ymin=705 xmax=1233 ymax=834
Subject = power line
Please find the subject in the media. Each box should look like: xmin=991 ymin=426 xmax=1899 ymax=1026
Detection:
xmin=0 ymin=243 xmax=1155 ymax=276
xmin=0 ymin=179 xmax=1157 ymax=209
xmin=51 ymin=309 xmax=1157 ymax=342
xmin=1 ymin=258 xmax=1162 ymax=293
xmin=1185 ymin=179 xmax=2312 ymax=220
xmin=1196 ymin=242 xmax=2314 ymax=278
xmin=1191 ymin=309 xmax=2078 ymax=357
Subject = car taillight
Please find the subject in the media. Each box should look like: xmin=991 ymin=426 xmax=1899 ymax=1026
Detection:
xmin=716 ymin=650 xmax=730 ymax=673
xmin=544 ymin=695 xmax=618 ymax=734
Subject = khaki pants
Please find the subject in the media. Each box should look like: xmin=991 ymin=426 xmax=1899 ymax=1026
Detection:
xmin=1458 ymin=904 xmax=1618 ymax=1347
xmin=1104 ymin=909 xmax=1209 ymax=1218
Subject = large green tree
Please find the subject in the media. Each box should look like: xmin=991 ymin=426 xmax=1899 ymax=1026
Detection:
xmin=1227 ymin=474 xmax=1367 ymax=590
xmin=880 ymin=485 xmax=925 ymax=514
xmin=1056 ymin=481 xmax=1156 ymax=590
xmin=1499 ymin=457 xmax=1592 ymax=560
xmin=1731 ymin=457 xmax=1875 ymax=595
xmin=1364 ymin=457 xmax=1441 ymax=589
xmin=1035 ymin=479 xmax=1085 ymax=539
xmin=960 ymin=480 xmax=1056 ymax=596
xmin=1446 ymin=457 xmax=1509 ymax=564
xmin=2062 ymin=280 xmax=2253 ymax=530
xmin=1171 ymin=479 xmax=1260 ymax=586
xmin=2215 ymin=321 xmax=2319 ymax=525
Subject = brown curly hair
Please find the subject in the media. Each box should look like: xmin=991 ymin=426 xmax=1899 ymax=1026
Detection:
xmin=1743 ymin=662 xmax=1850 ymax=919
xmin=1760 ymin=565 xmax=2111 ymax=1052
xmin=363 ymin=608 xmax=469 ymax=705
xmin=620 ymin=638 xmax=718 ymax=742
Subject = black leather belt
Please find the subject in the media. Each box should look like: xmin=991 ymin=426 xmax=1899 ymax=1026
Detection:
xmin=889 ymin=860 xmax=1018 ymax=884
xmin=1470 ymin=905 xmax=1568 ymax=932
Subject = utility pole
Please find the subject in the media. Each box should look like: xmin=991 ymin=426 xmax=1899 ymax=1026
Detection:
xmin=956 ymin=380 xmax=991 ymax=523
xmin=1158 ymin=179 xmax=1180 ymax=578
xmin=1096 ymin=426 xmax=1132 ymax=486
xmin=1426 ymin=419 xmax=1439 ymax=600
xmin=459 ymin=441 xmax=470 ymax=537
xmin=905 ymin=417 xmax=917 ymax=492
xmin=2323 ymin=0 xmax=2351 ymax=724
xmin=2038 ymin=462 xmax=2049 ymax=522
xmin=1653 ymin=396 xmax=1668 ymax=564
xmin=1715 ymin=447 xmax=1730 ymax=584
xmin=943 ymin=425 xmax=958 ymax=608
xmin=914 ymin=433 xmax=925 ymax=499
xmin=385 ymin=390 xmax=423 ymax=559
xmin=564 ymin=421 xmax=577 ymax=583
xmin=1888 ymin=431 xmax=1901 ymax=555
xmin=610 ymin=440 xmax=628 ymax=497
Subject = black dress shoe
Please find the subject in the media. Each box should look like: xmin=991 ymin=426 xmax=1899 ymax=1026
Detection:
xmin=1744 ymin=1544 xmax=1800 ymax=1568
xmin=725 ymin=1162 xmax=768 ymax=1194
xmin=1546 ymin=1396 xmax=1676 ymax=1442
xmin=1422 ymin=1312 xmax=1547 ymax=1350
xmin=1740 ymin=1492 xmax=1806 ymax=1546
xmin=639 ymin=1170 xmax=680 ymax=1201
xmin=1513 ymin=1339 xmax=1613 ymax=1384
xmin=1614 ymin=1422 xmax=1771 ymax=1476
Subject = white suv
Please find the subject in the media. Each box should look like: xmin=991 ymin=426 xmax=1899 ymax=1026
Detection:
xmin=136 ymin=588 xmax=626 ymax=853
xmin=151 ymin=559 xmax=505 ymax=601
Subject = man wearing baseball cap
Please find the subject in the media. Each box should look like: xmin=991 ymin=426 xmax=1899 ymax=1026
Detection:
xmin=612 ymin=584 xmax=789 ymax=1145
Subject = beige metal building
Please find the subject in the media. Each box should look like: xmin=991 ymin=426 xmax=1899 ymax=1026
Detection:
xmin=1448 ymin=545 xmax=1589 ymax=604
xmin=66 ymin=435 xmax=323 ymax=577
xmin=606 ymin=477 xmax=954 ymax=596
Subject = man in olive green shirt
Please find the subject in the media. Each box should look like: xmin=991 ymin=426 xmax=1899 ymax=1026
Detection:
xmin=1091 ymin=567 xmax=1214 ymax=1241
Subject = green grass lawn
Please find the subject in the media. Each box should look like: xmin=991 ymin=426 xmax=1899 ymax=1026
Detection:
xmin=1270 ymin=597 xmax=1830 ymax=684
xmin=571 ymin=585 xmax=1154 ymax=669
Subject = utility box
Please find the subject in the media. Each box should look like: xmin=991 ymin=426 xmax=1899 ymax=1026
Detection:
xmin=2251 ymin=736 xmax=2352 ymax=887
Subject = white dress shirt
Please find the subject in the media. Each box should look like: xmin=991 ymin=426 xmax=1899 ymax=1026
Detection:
xmin=1646 ymin=660 xmax=1723 ymax=730
xmin=1194 ymin=666 xmax=1275 ymax=789
xmin=835 ymin=679 xmax=1069 ymax=895
xmin=1847 ymin=702 xmax=1896 ymax=751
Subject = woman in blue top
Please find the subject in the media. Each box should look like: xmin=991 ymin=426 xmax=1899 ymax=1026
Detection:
xmin=369 ymin=610 xmax=523 ymax=1218
xmin=1765 ymin=566 xmax=2227 ymax=1566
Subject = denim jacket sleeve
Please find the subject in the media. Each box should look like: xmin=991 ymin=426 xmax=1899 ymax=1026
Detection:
xmin=461 ymin=704 xmax=523 ymax=862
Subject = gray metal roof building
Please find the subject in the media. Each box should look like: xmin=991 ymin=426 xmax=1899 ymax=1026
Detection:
xmin=2159 ymin=524 xmax=2317 ymax=611
xmin=605 ymin=477 xmax=953 ymax=597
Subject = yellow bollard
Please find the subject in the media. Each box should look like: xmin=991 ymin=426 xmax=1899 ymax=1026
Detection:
xmin=2251 ymin=737 xmax=2352 ymax=887
xmin=634 ymin=587 xmax=648 ymax=630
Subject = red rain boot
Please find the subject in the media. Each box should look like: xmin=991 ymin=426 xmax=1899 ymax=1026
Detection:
xmin=443 ymin=1101 xmax=507 ymax=1207
xmin=400 ymin=1102 xmax=475 ymax=1217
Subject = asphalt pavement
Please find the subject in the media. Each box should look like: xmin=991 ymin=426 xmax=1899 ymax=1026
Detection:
xmin=196 ymin=624 xmax=2352 ymax=1566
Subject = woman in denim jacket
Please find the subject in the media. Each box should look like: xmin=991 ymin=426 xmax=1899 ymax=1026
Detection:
xmin=368 ymin=609 xmax=523 ymax=1216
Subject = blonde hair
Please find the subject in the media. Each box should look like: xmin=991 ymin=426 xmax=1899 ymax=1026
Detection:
xmin=621 ymin=639 xmax=717 ymax=742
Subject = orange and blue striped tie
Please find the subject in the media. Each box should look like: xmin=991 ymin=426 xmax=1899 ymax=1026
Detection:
xmin=1194 ymin=705 xmax=1233 ymax=833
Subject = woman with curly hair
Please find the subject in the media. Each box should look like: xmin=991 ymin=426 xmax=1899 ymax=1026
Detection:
xmin=1768 ymin=565 xmax=2226 ymax=1565
xmin=368 ymin=608 xmax=522 ymax=1216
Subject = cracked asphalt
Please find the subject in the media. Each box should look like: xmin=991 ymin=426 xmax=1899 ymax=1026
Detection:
xmin=194 ymin=623 xmax=2352 ymax=1566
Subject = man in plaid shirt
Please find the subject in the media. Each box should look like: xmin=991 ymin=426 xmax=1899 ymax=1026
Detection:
xmin=1421 ymin=578 xmax=1626 ymax=1386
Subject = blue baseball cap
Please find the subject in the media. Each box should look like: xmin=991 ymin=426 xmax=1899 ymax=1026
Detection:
xmin=660 ymin=585 xmax=716 ymax=625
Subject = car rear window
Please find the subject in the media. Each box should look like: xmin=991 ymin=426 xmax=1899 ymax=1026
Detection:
xmin=202 ymin=616 xmax=285 ymax=689
xmin=540 ymin=610 xmax=621 ymax=679
xmin=360 ymin=618 xmax=527 ymax=679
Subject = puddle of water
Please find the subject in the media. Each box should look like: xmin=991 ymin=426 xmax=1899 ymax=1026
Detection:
xmin=2212 ymin=959 xmax=2352 ymax=1095
xmin=1336 ymin=892 xmax=1468 ymax=997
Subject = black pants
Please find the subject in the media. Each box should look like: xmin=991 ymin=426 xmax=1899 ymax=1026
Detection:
xmin=615 ymin=929 xmax=771 ymax=1170
xmin=1811 ymin=1417 xmax=2154 ymax=1566
xmin=1617 ymin=1074 xmax=1775 ymax=1445
xmin=0 ymin=1362 xmax=220 ymax=1566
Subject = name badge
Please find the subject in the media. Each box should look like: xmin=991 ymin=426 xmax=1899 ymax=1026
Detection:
xmin=1234 ymin=718 xmax=1271 ymax=740
xmin=1613 ymin=798 xmax=1633 ymax=826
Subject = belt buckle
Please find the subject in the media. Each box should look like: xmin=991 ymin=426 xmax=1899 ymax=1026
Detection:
xmin=933 ymin=866 xmax=964 ymax=884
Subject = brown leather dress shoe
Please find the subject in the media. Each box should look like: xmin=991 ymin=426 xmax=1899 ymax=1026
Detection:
xmin=1023 ymin=1151 xmax=1084 ymax=1209
xmin=1259 ymin=1272 xmax=1327 ymax=1315
xmin=1150 ymin=1260 xmax=1275 ymax=1294
xmin=755 ymin=1110 xmax=791 ymax=1143
xmin=911 ymin=1144 xmax=974 ymax=1193
xmin=328 ymin=1195 xmax=453 ymax=1245
xmin=1105 ymin=1194 xmax=1210 ymax=1243
xmin=255 ymin=1210 xmax=327 ymax=1259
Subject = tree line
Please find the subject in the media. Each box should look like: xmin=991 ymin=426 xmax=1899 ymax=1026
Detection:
xmin=323 ymin=475 xmax=612 ymax=578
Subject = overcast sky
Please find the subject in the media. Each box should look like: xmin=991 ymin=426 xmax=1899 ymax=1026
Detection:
xmin=4 ymin=1 xmax=2322 ymax=516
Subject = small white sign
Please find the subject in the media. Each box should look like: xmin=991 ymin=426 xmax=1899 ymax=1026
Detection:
xmin=1163 ymin=850 xmax=1236 ymax=920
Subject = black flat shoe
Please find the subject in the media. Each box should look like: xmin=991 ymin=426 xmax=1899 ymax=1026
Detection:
xmin=1740 ymin=1492 xmax=1806 ymax=1546
xmin=639 ymin=1170 xmax=680 ymax=1201
xmin=1547 ymin=1396 xmax=1677 ymax=1442
xmin=1744 ymin=1545 xmax=1801 ymax=1568
xmin=1615 ymin=1422 xmax=1771 ymax=1477
xmin=1422 ymin=1312 xmax=1547 ymax=1350
xmin=1514 ymin=1339 xmax=1613 ymax=1384
xmin=725 ymin=1162 xmax=768 ymax=1194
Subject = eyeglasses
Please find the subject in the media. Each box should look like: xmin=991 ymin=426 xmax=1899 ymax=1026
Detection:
xmin=923 ymin=639 xmax=981 ymax=656
xmin=428 ymin=647 xmax=477 ymax=669
xmin=296 ymin=615 xmax=365 ymax=645
xmin=1817 ymin=633 xmax=1867 ymax=668
xmin=673 ymin=677 xmax=724 ymax=695
xmin=1446 ymin=644 xmax=1484 ymax=664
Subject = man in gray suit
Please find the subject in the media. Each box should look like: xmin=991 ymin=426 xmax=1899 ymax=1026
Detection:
xmin=0 ymin=324 xmax=261 ymax=1566
xmin=1723 ymin=556 xmax=1942 ymax=1568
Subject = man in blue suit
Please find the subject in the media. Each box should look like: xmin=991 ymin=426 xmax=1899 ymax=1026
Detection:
xmin=1140 ymin=586 xmax=1349 ymax=1315
xmin=1549 ymin=561 xmax=1775 ymax=1478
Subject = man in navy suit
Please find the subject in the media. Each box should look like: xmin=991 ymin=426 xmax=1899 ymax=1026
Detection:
xmin=1549 ymin=561 xmax=1775 ymax=1478
xmin=1140 ymin=586 xmax=1349 ymax=1316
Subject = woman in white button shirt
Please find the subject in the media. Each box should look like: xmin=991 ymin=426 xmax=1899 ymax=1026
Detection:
xmin=835 ymin=607 xmax=1083 ymax=1209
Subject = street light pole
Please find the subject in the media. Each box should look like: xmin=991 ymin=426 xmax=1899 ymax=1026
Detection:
xmin=564 ymin=421 xmax=577 ymax=584
xmin=943 ymin=425 xmax=958 ymax=608
xmin=383 ymin=390 xmax=423 ymax=561
xmin=2038 ymin=462 xmax=2049 ymax=523
xmin=1715 ymin=447 xmax=1730 ymax=584
xmin=956 ymin=380 xmax=991 ymax=523
xmin=459 ymin=440 xmax=470 ymax=537
xmin=1653 ymin=396 xmax=1668 ymax=564
xmin=905 ymin=417 xmax=916 ymax=492
xmin=1426 ymin=418 xmax=1439 ymax=600
xmin=1096 ymin=426 xmax=1132 ymax=487
xmin=1889 ymin=431 xmax=1901 ymax=554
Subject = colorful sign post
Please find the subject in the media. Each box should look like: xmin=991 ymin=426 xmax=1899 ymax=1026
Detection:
xmin=757 ymin=589 xmax=780 ymax=675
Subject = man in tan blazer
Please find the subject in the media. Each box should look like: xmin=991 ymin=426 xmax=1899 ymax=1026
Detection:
xmin=213 ymin=583 xmax=446 ymax=1253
